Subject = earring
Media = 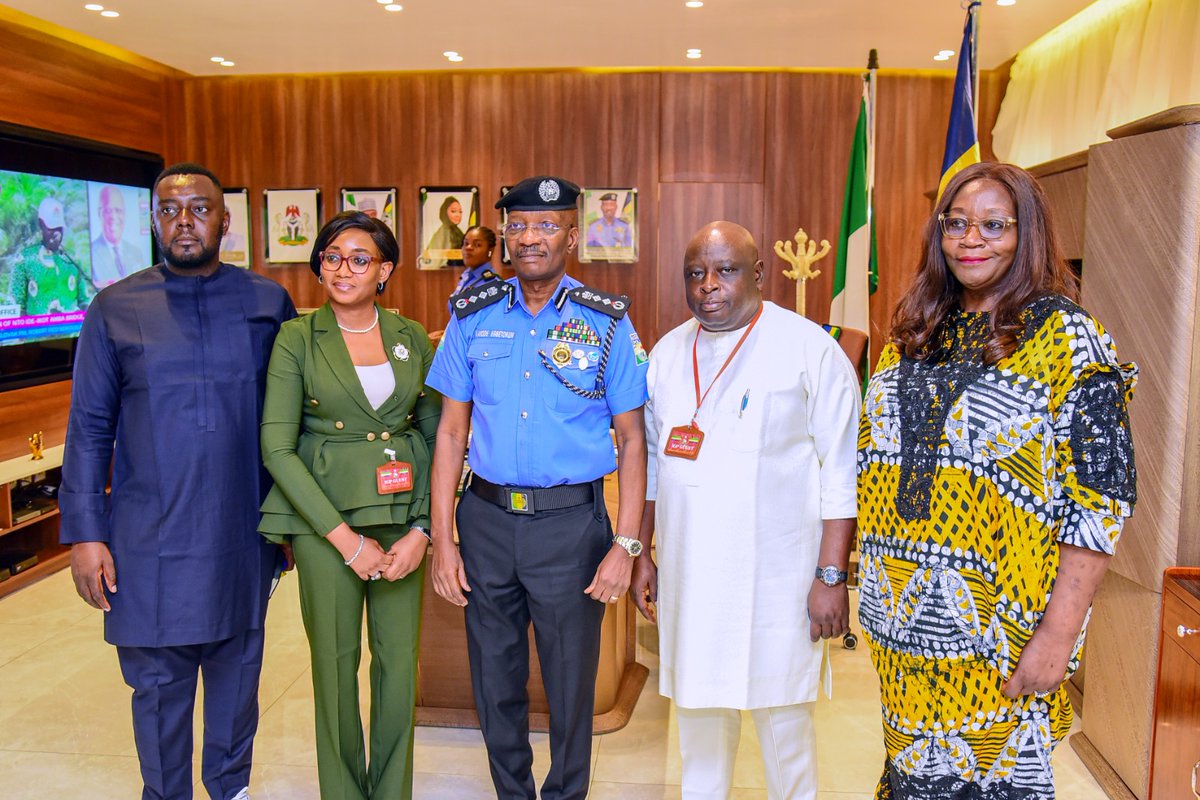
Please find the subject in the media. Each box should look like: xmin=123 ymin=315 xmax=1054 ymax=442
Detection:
xmin=377 ymin=282 xmax=385 ymax=293
xmin=317 ymin=274 xmax=323 ymax=284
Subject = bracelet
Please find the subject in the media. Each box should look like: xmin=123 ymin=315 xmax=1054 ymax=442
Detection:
xmin=344 ymin=534 xmax=365 ymax=566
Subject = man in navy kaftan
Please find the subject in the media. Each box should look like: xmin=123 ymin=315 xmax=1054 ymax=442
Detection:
xmin=59 ymin=163 xmax=295 ymax=800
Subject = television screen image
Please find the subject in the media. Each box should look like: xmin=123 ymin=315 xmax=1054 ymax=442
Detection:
xmin=0 ymin=170 xmax=152 ymax=346
xmin=88 ymin=182 xmax=152 ymax=289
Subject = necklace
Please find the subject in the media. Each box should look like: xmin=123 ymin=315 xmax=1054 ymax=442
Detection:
xmin=336 ymin=307 xmax=379 ymax=334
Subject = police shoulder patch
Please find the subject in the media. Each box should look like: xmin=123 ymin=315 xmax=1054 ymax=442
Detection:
xmin=568 ymin=286 xmax=630 ymax=319
xmin=451 ymin=278 xmax=513 ymax=319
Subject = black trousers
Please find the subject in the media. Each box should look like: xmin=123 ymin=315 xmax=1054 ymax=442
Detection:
xmin=456 ymin=484 xmax=610 ymax=800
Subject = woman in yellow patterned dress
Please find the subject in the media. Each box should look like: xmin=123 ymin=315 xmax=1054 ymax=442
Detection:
xmin=857 ymin=162 xmax=1136 ymax=799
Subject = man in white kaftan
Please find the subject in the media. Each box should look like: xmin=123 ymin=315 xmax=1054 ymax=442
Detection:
xmin=632 ymin=222 xmax=860 ymax=800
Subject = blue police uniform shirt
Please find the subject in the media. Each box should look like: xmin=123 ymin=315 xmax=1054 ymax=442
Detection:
xmin=448 ymin=265 xmax=498 ymax=312
xmin=586 ymin=218 xmax=632 ymax=248
xmin=426 ymin=273 xmax=648 ymax=488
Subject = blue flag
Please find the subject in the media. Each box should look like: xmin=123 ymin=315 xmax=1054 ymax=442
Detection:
xmin=938 ymin=2 xmax=981 ymax=200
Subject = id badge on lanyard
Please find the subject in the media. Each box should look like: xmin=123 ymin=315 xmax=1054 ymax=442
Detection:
xmin=376 ymin=447 xmax=413 ymax=494
xmin=664 ymin=307 xmax=762 ymax=460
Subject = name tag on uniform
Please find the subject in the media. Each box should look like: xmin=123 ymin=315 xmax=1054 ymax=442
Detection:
xmin=377 ymin=461 xmax=413 ymax=494
xmin=664 ymin=425 xmax=704 ymax=460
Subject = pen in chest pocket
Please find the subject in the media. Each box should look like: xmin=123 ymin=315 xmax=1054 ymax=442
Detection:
xmin=739 ymin=389 xmax=750 ymax=418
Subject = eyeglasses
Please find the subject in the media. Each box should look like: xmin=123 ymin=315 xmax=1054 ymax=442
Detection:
xmin=318 ymin=251 xmax=380 ymax=274
xmin=501 ymin=221 xmax=564 ymax=239
xmin=939 ymin=214 xmax=1017 ymax=240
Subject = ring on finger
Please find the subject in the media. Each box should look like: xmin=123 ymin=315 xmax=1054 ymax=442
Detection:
xmin=370 ymin=572 xmax=382 ymax=581
xmin=608 ymin=595 xmax=619 ymax=602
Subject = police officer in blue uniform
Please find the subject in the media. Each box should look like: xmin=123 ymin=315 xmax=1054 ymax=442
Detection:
xmin=425 ymin=176 xmax=648 ymax=800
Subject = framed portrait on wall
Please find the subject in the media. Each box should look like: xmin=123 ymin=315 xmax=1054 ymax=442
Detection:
xmin=498 ymin=185 xmax=511 ymax=265
xmin=220 ymin=188 xmax=251 ymax=268
xmin=579 ymin=187 xmax=638 ymax=263
xmin=264 ymin=188 xmax=320 ymax=264
xmin=418 ymin=185 xmax=478 ymax=270
xmin=340 ymin=187 xmax=397 ymax=237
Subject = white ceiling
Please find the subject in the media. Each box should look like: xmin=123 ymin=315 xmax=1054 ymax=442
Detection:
xmin=4 ymin=0 xmax=1097 ymax=76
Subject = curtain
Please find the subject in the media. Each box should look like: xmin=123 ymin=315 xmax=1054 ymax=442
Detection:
xmin=992 ymin=0 xmax=1200 ymax=168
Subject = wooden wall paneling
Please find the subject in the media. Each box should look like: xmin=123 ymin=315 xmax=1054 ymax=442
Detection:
xmin=0 ymin=17 xmax=173 ymax=155
xmin=659 ymin=73 xmax=768 ymax=184
xmin=761 ymin=72 xmax=862 ymax=323
xmin=1082 ymin=125 xmax=1200 ymax=589
xmin=869 ymin=74 xmax=955 ymax=362
xmin=1031 ymin=156 xmax=1089 ymax=263
xmin=655 ymin=182 xmax=765 ymax=337
xmin=1076 ymin=570 xmax=1161 ymax=799
xmin=0 ymin=381 xmax=71 ymax=462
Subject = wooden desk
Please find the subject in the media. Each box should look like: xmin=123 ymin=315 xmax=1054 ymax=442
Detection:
xmin=1149 ymin=568 xmax=1200 ymax=799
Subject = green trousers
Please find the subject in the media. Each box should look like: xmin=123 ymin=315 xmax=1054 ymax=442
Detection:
xmin=293 ymin=527 xmax=425 ymax=800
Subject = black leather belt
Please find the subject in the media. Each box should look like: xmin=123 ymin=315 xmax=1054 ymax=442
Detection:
xmin=469 ymin=475 xmax=595 ymax=515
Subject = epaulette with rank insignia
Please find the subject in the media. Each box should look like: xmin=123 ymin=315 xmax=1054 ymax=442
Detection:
xmin=451 ymin=278 xmax=513 ymax=319
xmin=566 ymin=286 xmax=631 ymax=319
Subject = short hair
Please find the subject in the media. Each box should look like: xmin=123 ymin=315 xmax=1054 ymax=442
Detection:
xmin=465 ymin=225 xmax=497 ymax=249
xmin=309 ymin=211 xmax=400 ymax=294
xmin=153 ymin=162 xmax=223 ymax=195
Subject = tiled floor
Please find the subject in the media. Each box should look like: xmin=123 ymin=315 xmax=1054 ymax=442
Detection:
xmin=0 ymin=569 xmax=1107 ymax=799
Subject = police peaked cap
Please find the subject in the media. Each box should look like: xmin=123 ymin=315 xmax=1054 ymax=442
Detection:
xmin=496 ymin=176 xmax=581 ymax=212
xmin=599 ymin=192 xmax=618 ymax=202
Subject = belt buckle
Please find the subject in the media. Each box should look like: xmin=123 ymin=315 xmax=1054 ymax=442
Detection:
xmin=506 ymin=487 xmax=535 ymax=515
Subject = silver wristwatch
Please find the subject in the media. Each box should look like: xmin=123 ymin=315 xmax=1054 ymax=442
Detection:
xmin=815 ymin=565 xmax=848 ymax=587
xmin=612 ymin=534 xmax=644 ymax=557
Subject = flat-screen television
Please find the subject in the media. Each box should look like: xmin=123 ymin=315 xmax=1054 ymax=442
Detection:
xmin=0 ymin=122 xmax=162 ymax=389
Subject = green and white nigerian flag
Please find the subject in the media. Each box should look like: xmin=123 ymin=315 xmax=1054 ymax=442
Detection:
xmin=830 ymin=82 xmax=877 ymax=336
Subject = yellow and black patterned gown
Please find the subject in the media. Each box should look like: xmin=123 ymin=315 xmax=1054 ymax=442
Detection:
xmin=857 ymin=296 xmax=1136 ymax=800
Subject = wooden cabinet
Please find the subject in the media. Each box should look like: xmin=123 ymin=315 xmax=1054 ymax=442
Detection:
xmin=1150 ymin=568 xmax=1200 ymax=799
xmin=0 ymin=444 xmax=67 ymax=599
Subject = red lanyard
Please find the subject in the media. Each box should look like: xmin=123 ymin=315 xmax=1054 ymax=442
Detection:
xmin=689 ymin=304 xmax=762 ymax=427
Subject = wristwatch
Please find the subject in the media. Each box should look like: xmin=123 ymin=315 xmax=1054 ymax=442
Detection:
xmin=411 ymin=525 xmax=431 ymax=541
xmin=815 ymin=565 xmax=848 ymax=587
xmin=612 ymin=534 xmax=644 ymax=557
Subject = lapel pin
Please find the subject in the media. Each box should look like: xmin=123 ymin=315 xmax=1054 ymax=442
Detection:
xmin=392 ymin=343 xmax=410 ymax=362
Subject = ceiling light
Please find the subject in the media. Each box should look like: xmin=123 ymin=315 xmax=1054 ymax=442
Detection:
xmin=210 ymin=56 xmax=224 ymax=62
xmin=685 ymin=1 xmax=704 ymax=7
xmin=83 ymin=3 xmax=104 ymax=10
xmin=997 ymin=0 xmax=1016 ymax=5
xmin=220 ymin=60 xmax=235 ymax=67
xmin=448 ymin=55 xmax=464 ymax=62
xmin=376 ymin=0 xmax=390 ymax=3
xmin=933 ymin=54 xmax=952 ymax=61
xmin=100 ymin=9 xmax=119 ymax=16
xmin=686 ymin=50 xmax=702 ymax=59
xmin=384 ymin=3 xmax=403 ymax=9
xmin=938 ymin=49 xmax=955 ymax=56
xmin=443 ymin=51 xmax=459 ymax=57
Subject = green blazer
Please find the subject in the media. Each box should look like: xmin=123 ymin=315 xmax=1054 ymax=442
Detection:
xmin=259 ymin=303 xmax=441 ymax=542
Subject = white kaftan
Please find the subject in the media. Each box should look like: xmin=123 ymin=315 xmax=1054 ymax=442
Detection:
xmin=645 ymin=301 xmax=860 ymax=709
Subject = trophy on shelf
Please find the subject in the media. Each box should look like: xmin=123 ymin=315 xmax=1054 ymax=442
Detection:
xmin=775 ymin=227 xmax=830 ymax=319
xmin=28 ymin=431 xmax=44 ymax=461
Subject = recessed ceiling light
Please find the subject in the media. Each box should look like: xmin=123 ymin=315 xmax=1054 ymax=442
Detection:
xmin=443 ymin=51 xmax=459 ymax=57
xmin=685 ymin=1 xmax=704 ymax=7
xmin=384 ymin=3 xmax=402 ymax=9
xmin=83 ymin=3 xmax=104 ymax=10
xmin=686 ymin=50 xmax=702 ymax=59
xmin=448 ymin=55 xmax=464 ymax=62
xmin=220 ymin=60 xmax=235 ymax=67
xmin=376 ymin=0 xmax=390 ymax=3
xmin=938 ymin=49 xmax=955 ymax=56
xmin=210 ymin=56 xmax=224 ymax=62
xmin=933 ymin=54 xmax=952 ymax=61
xmin=997 ymin=0 xmax=1016 ymax=5
xmin=99 ymin=9 xmax=119 ymax=16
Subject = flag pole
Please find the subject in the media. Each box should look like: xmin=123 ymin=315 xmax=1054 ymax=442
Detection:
xmin=969 ymin=1 xmax=980 ymax=130
xmin=865 ymin=49 xmax=877 ymax=270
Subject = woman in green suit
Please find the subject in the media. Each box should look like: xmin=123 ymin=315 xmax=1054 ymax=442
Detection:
xmin=259 ymin=211 xmax=440 ymax=799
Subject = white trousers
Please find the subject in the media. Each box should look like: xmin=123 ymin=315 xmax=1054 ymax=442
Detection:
xmin=676 ymin=703 xmax=817 ymax=800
